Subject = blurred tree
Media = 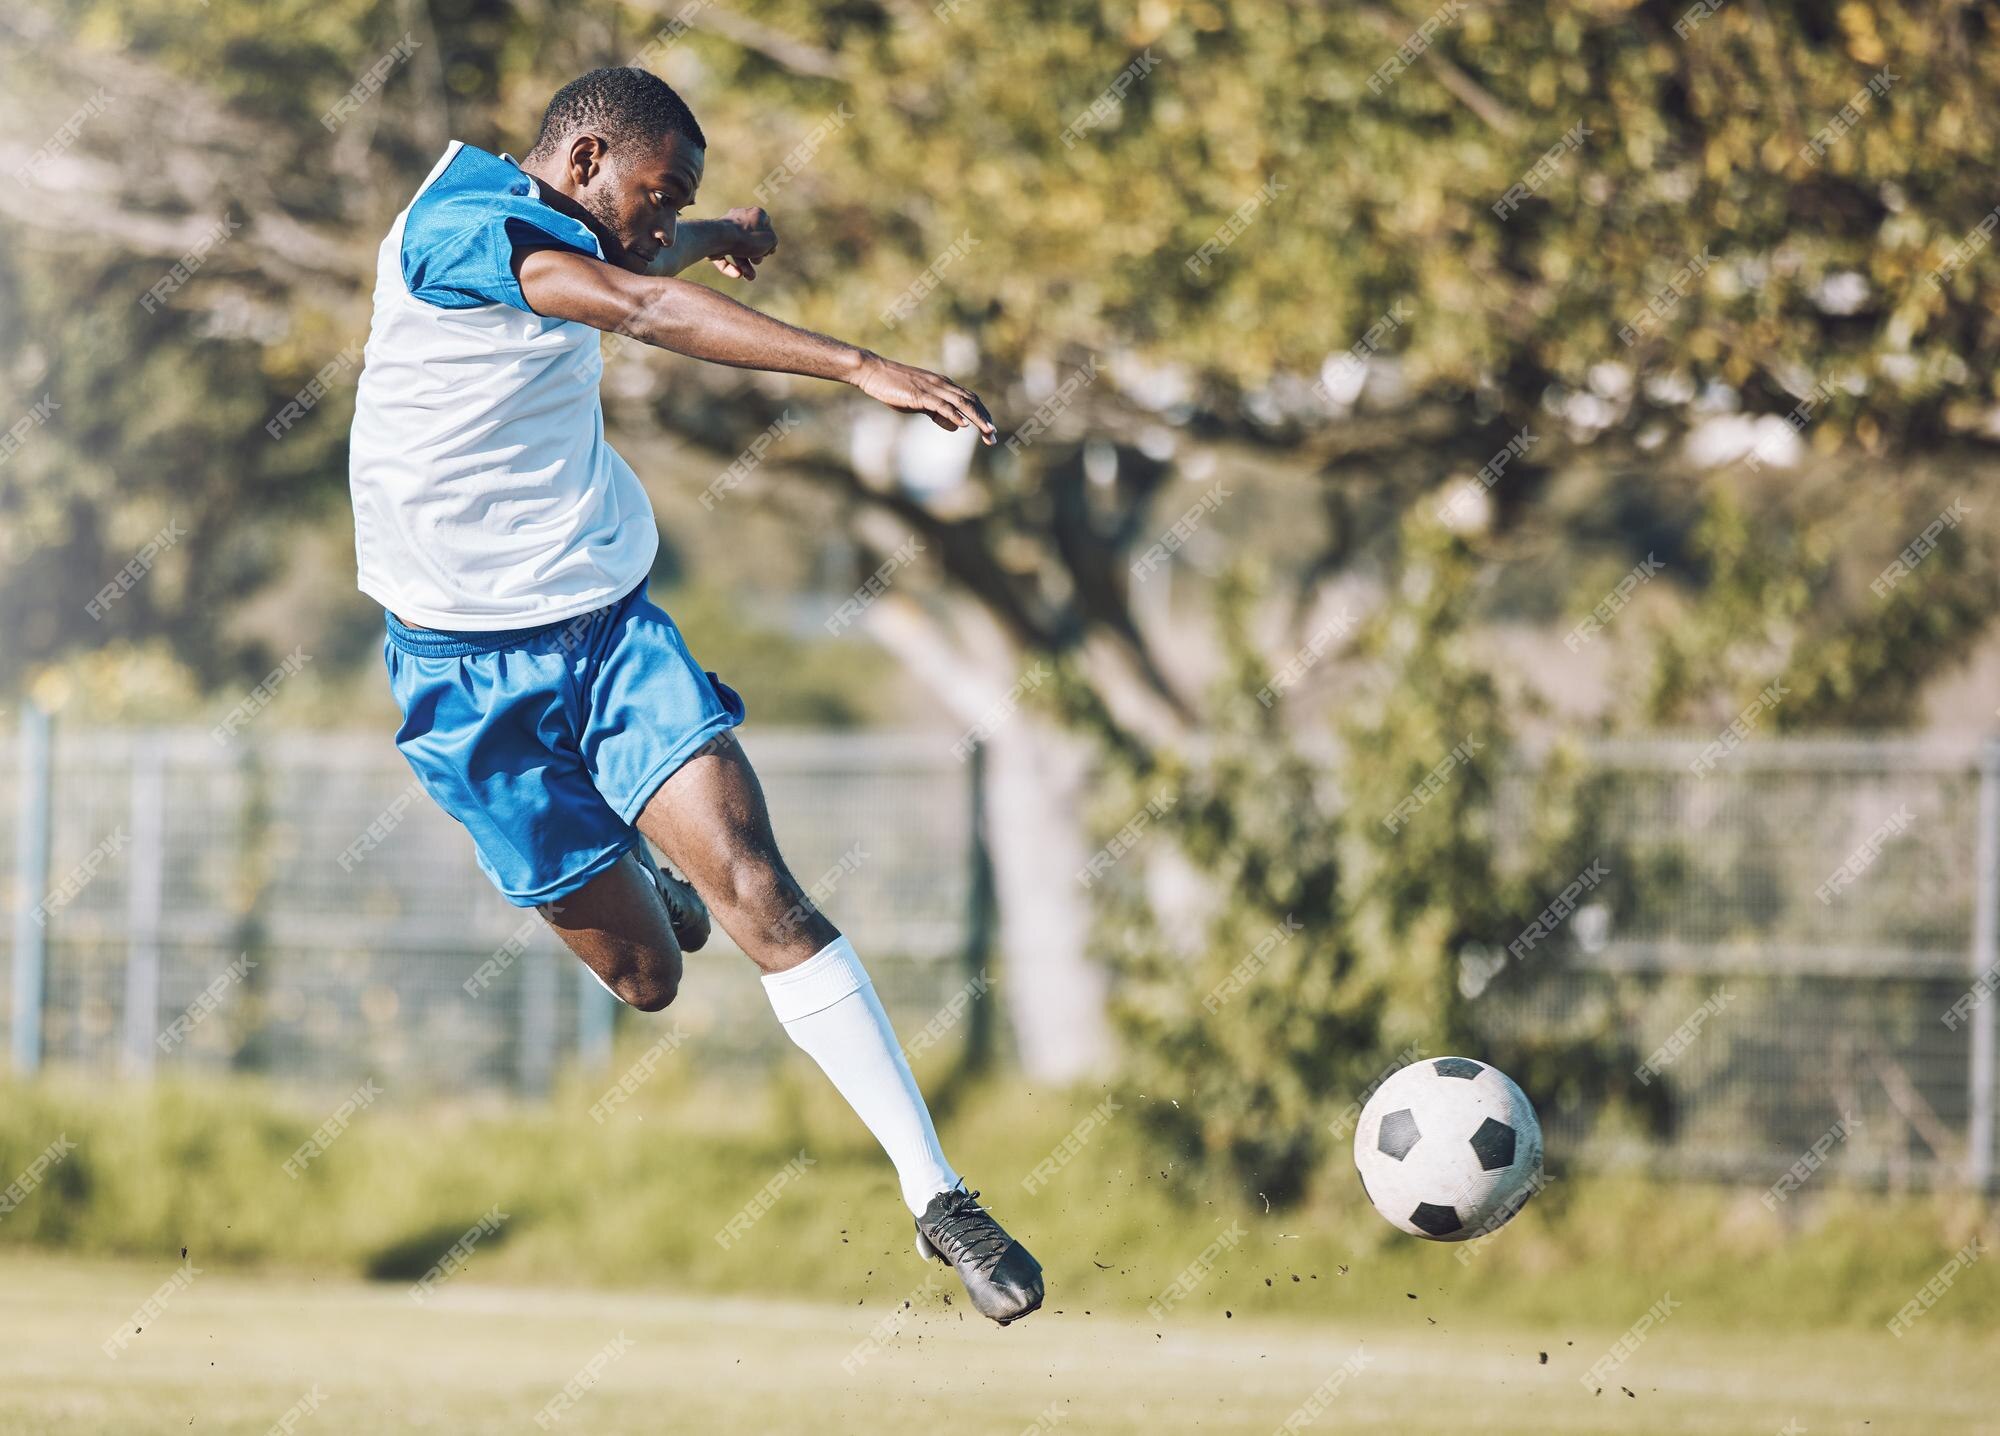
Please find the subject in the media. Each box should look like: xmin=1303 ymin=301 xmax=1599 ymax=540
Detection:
xmin=3 ymin=0 xmax=1997 ymax=1078
xmin=1084 ymin=522 xmax=1663 ymax=1201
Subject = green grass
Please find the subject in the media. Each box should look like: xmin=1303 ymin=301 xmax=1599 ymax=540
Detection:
xmin=4 ymin=1252 xmax=1995 ymax=1435
xmin=2 ymin=1062 xmax=1996 ymax=1430
xmin=0 ymin=1056 xmax=1993 ymax=1342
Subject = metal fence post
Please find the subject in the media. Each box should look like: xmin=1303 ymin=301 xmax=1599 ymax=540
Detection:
xmin=10 ymin=704 xmax=52 ymax=1076
xmin=1969 ymin=738 xmax=2000 ymax=1191
xmin=122 ymin=736 xmax=166 ymax=1079
xmin=960 ymin=738 xmax=997 ymax=1072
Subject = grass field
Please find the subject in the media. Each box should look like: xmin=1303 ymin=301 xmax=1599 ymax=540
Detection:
xmin=3 ymin=1070 xmax=1996 ymax=1432
xmin=4 ymin=1252 xmax=1993 ymax=1435
xmin=4 ymin=1070 xmax=1996 ymax=1332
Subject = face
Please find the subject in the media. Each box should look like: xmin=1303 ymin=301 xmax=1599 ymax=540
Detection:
xmin=568 ymin=131 xmax=704 ymax=272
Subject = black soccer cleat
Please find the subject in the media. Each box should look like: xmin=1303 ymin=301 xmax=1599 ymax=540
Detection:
xmin=653 ymin=858 xmax=710 ymax=954
xmin=915 ymin=1187 xmax=1044 ymax=1326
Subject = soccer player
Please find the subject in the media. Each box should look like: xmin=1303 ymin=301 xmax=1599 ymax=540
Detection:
xmin=347 ymin=66 xmax=1042 ymax=1324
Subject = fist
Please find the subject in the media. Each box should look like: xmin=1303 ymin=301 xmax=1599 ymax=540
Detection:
xmin=713 ymin=206 xmax=777 ymax=280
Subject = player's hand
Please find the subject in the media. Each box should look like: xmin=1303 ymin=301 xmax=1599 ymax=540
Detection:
xmin=710 ymin=206 xmax=777 ymax=281
xmin=853 ymin=353 xmax=997 ymax=445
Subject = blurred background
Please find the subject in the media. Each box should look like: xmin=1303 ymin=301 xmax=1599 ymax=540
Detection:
xmin=1 ymin=1 xmax=1998 ymax=1431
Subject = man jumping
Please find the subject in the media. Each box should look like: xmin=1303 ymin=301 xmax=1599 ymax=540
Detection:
xmin=347 ymin=66 xmax=1042 ymax=1324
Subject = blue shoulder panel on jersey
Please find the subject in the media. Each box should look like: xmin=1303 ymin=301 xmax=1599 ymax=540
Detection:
xmin=401 ymin=144 xmax=603 ymax=311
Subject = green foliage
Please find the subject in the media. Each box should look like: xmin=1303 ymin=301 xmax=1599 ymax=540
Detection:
xmin=1080 ymin=515 xmax=1643 ymax=1204
xmin=1084 ymin=583 xmax=1361 ymax=1202
xmin=1647 ymin=478 xmax=2000 ymax=729
xmin=7 ymin=0 xmax=1998 ymax=715
xmin=1643 ymin=488 xmax=1820 ymax=725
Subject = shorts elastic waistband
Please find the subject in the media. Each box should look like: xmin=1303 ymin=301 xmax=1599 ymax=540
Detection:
xmin=385 ymin=584 xmax=644 ymax=658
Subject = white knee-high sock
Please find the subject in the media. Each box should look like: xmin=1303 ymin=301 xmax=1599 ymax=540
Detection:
xmin=762 ymin=936 xmax=960 ymax=1216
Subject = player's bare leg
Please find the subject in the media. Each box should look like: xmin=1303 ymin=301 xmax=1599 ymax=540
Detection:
xmin=632 ymin=733 xmax=835 ymax=971
xmin=535 ymin=853 xmax=683 ymax=1012
xmin=531 ymin=822 xmax=714 ymax=1010
xmin=634 ymin=733 xmax=1044 ymax=1324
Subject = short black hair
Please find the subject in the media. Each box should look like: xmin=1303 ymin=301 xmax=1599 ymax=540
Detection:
xmin=526 ymin=67 xmax=706 ymax=161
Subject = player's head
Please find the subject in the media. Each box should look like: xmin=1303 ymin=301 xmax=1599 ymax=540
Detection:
xmin=525 ymin=67 xmax=706 ymax=272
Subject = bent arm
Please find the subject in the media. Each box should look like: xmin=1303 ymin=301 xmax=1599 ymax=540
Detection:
xmin=523 ymin=244 xmax=860 ymax=378
xmin=644 ymin=218 xmax=746 ymax=279
xmin=514 ymin=247 xmax=995 ymax=441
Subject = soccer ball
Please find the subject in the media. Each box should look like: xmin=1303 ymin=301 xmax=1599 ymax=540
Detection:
xmin=1352 ymin=1055 xmax=1543 ymax=1242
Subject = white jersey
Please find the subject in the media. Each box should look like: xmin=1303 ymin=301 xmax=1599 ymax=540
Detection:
xmin=348 ymin=141 xmax=656 ymax=630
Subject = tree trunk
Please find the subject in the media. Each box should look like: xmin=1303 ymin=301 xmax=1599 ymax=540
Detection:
xmin=980 ymin=715 xmax=1112 ymax=1081
xmin=865 ymin=595 xmax=1112 ymax=1081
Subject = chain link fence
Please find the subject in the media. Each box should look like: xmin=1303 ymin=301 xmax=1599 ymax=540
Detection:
xmin=0 ymin=723 xmax=985 ymax=1096
xmin=3 ymin=719 xmax=1996 ymax=1188
xmin=1477 ymin=736 xmax=1998 ymax=1191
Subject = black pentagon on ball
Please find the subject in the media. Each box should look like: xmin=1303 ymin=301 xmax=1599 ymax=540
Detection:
xmin=1409 ymin=1201 xmax=1463 ymax=1236
xmin=1376 ymin=1107 xmax=1421 ymax=1160
xmin=1432 ymin=1057 xmax=1484 ymax=1079
xmin=1469 ymin=1116 xmax=1517 ymax=1171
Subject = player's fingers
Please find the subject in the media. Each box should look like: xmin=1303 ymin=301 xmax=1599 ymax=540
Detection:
xmin=909 ymin=385 xmax=969 ymax=432
xmin=925 ymin=381 xmax=989 ymax=442
xmin=945 ymin=382 xmax=997 ymax=443
xmin=916 ymin=388 xmax=964 ymax=428
xmin=915 ymin=385 xmax=969 ymax=432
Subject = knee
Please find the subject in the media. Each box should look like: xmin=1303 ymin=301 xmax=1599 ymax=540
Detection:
xmin=728 ymin=854 xmax=828 ymax=935
xmin=710 ymin=851 xmax=785 ymax=913
xmin=612 ymin=945 xmax=681 ymax=1012
xmin=616 ymin=971 xmax=679 ymax=1012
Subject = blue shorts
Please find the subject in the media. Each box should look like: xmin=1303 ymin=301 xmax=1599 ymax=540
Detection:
xmin=383 ymin=583 xmax=744 ymax=906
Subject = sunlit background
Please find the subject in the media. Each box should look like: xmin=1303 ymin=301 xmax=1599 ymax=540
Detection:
xmin=1 ymin=2 xmax=1998 ymax=1432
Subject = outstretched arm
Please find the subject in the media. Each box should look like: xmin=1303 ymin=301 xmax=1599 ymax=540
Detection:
xmin=515 ymin=245 xmax=996 ymax=443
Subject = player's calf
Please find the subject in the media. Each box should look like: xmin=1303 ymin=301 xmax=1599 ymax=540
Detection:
xmin=703 ymin=851 xmax=836 ymax=969
xmin=627 ymin=839 xmax=712 ymax=953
